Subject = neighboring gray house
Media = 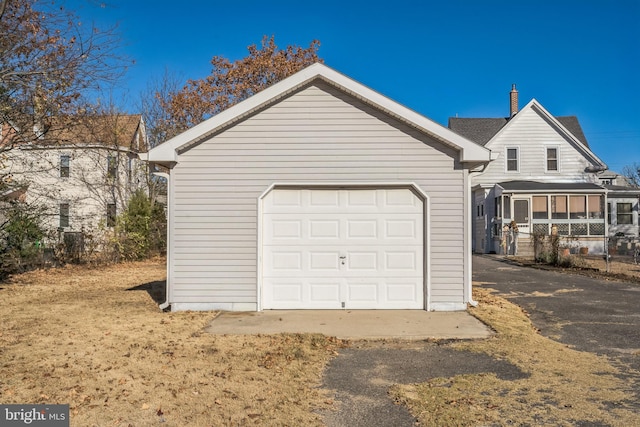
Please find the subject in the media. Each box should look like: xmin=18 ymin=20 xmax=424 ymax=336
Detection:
xmin=449 ymin=85 xmax=639 ymax=255
xmin=145 ymin=63 xmax=491 ymax=312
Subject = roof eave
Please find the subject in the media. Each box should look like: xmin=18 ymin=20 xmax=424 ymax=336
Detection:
xmin=146 ymin=63 xmax=491 ymax=164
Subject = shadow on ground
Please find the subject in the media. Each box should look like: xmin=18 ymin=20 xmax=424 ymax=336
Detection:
xmin=127 ymin=280 xmax=166 ymax=305
xmin=320 ymin=340 xmax=528 ymax=427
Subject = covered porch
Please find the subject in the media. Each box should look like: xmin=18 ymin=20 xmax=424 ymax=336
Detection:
xmin=490 ymin=181 xmax=607 ymax=256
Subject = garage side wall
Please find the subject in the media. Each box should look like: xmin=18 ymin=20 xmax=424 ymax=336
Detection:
xmin=169 ymin=83 xmax=466 ymax=311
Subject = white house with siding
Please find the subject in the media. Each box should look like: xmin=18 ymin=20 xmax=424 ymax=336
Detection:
xmin=4 ymin=115 xmax=148 ymax=236
xmin=450 ymin=86 xmax=639 ymax=255
xmin=145 ymin=63 xmax=491 ymax=312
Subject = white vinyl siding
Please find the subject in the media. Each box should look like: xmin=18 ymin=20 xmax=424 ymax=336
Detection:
xmin=170 ymin=83 xmax=466 ymax=308
xmin=472 ymin=107 xmax=595 ymax=186
xmin=6 ymin=146 xmax=146 ymax=233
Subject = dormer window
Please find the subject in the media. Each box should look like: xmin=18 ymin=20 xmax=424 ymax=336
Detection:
xmin=506 ymin=147 xmax=519 ymax=172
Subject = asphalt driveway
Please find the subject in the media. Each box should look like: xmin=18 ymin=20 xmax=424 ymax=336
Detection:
xmin=473 ymin=255 xmax=640 ymax=367
xmin=473 ymin=254 xmax=640 ymax=408
xmin=320 ymin=255 xmax=640 ymax=426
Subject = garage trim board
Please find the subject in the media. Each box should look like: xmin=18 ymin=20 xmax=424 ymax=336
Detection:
xmin=258 ymin=183 xmax=431 ymax=311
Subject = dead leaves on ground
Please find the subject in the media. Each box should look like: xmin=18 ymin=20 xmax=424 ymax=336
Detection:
xmin=0 ymin=260 xmax=343 ymax=426
xmin=392 ymin=287 xmax=639 ymax=426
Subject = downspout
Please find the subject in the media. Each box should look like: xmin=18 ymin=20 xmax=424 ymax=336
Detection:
xmin=464 ymin=167 xmax=479 ymax=307
xmin=465 ymin=158 xmax=493 ymax=307
xmin=154 ymin=171 xmax=171 ymax=311
xmin=604 ymin=187 xmax=610 ymax=273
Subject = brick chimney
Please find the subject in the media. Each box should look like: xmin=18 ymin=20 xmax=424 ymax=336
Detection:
xmin=510 ymin=84 xmax=518 ymax=117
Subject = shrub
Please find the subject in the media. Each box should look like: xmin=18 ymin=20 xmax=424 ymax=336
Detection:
xmin=106 ymin=190 xmax=166 ymax=261
xmin=0 ymin=201 xmax=46 ymax=277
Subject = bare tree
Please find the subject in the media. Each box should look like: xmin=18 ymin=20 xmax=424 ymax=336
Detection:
xmin=1 ymin=0 xmax=129 ymax=243
xmin=0 ymin=0 xmax=127 ymax=153
xmin=622 ymin=163 xmax=640 ymax=187
xmin=140 ymin=69 xmax=183 ymax=149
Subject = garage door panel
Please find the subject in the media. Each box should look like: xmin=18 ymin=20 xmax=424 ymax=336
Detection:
xmin=270 ymin=252 xmax=302 ymax=271
xmin=263 ymin=188 xmax=425 ymax=309
xmin=385 ymin=189 xmax=421 ymax=208
xmin=385 ymin=219 xmax=418 ymax=238
xmin=309 ymin=190 xmax=340 ymax=207
xmin=268 ymin=190 xmax=302 ymax=209
xmin=265 ymin=218 xmax=303 ymax=242
xmin=310 ymin=282 xmax=341 ymax=303
xmin=348 ymin=282 xmax=378 ymax=302
xmin=270 ymin=281 xmax=303 ymax=303
xmin=347 ymin=220 xmax=378 ymax=238
xmin=387 ymin=281 xmax=421 ymax=303
xmin=309 ymin=220 xmax=340 ymax=239
xmin=309 ymin=252 xmax=340 ymax=270
xmin=385 ymin=252 xmax=418 ymax=270
xmin=346 ymin=189 xmax=378 ymax=207
xmin=347 ymin=252 xmax=377 ymax=270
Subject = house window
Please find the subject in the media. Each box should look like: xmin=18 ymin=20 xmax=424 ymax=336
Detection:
xmin=60 ymin=203 xmax=70 ymax=228
xmin=607 ymin=202 xmax=612 ymax=224
xmin=494 ymin=197 xmax=501 ymax=219
xmin=532 ymin=196 xmax=548 ymax=219
xmin=127 ymin=157 xmax=133 ymax=183
xmin=506 ymin=148 xmax=519 ymax=172
xmin=617 ymin=202 xmax=633 ymax=225
xmin=569 ymin=196 xmax=586 ymax=219
xmin=551 ymin=195 xmax=568 ymax=219
xmin=503 ymin=195 xmax=511 ymax=218
xmin=60 ymin=155 xmax=70 ymax=178
xmin=107 ymin=154 xmax=117 ymax=179
xmin=546 ymin=147 xmax=558 ymax=172
xmin=588 ymin=195 xmax=603 ymax=219
xmin=107 ymin=203 xmax=117 ymax=227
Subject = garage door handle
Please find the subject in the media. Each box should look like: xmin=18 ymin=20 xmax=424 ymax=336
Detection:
xmin=339 ymin=255 xmax=346 ymax=265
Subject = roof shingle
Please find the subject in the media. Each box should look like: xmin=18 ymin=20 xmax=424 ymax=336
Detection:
xmin=448 ymin=115 xmax=590 ymax=148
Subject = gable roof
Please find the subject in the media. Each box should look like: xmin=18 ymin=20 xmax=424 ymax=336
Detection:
xmin=146 ymin=63 xmax=491 ymax=164
xmin=447 ymin=117 xmax=508 ymax=146
xmin=449 ymin=99 xmax=605 ymax=169
xmin=448 ymin=115 xmax=589 ymax=148
xmin=41 ymin=114 xmax=147 ymax=153
xmin=2 ymin=114 xmax=147 ymax=153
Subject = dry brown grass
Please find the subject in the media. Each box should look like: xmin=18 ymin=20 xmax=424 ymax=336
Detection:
xmin=0 ymin=259 xmax=342 ymax=426
xmin=515 ymin=255 xmax=640 ymax=284
xmin=392 ymin=287 xmax=639 ymax=426
xmin=4 ymin=259 xmax=639 ymax=426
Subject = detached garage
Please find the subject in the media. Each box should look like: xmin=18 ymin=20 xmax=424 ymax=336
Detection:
xmin=145 ymin=63 xmax=490 ymax=312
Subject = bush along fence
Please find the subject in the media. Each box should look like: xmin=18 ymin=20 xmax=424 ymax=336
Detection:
xmin=607 ymin=235 xmax=640 ymax=265
xmin=0 ymin=191 xmax=166 ymax=279
xmin=531 ymin=229 xmax=639 ymax=269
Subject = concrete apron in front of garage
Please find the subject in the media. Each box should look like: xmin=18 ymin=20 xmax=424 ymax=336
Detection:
xmin=206 ymin=310 xmax=492 ymax=340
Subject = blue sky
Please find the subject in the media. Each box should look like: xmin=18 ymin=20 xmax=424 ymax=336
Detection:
xmin=65 ymin=0 xmax=639 ymax=173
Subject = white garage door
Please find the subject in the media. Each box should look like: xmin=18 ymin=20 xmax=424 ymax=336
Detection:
xmin=262 ymin=188 xmax=424 ymax=309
